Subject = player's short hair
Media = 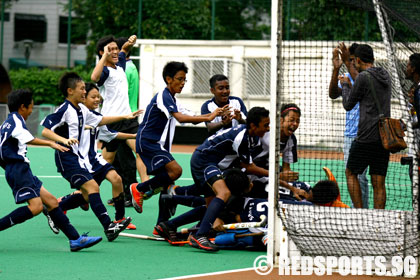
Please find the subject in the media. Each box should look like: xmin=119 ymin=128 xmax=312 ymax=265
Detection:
xmin=247 ymin=107 xmax=269 ymax=129
xmin=162 ymin=61 xmax=188 ymax=84
xmin=223 ymin=168 xmax=250 ymax=196
xmin=311 ymin=180 xmax=339 ymax=204
xmin=355 ymin=44 xmax=374 ymax=63
xmin=349 ymin=43 xmax=359 ymax=55
xmin=409 ymin=53 xmax=420 ymax=75
xmin=85 ymin=82 xmax=99 ymax=96
xmin=116 ymin=37 xmax=130 ymax=58
xmin=96 ymin=35 xmax=117 ymax=57
xmin=8 ymin=89 xmax=33 ymax=112
xmin=209 ymin=74 xmax=229 ymax=88
xmin=280 ymin=103 xmax=301 ymax=118
xmin=59 ymin=72 xmax=83 ymax=97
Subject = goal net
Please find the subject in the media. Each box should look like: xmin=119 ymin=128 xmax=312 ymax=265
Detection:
xmin=268 ymin=0 xmax=420 ymax=272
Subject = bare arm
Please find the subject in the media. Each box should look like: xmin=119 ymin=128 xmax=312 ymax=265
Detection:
xmin=41 ymin=128 xmax=78 ymax=146
xmin=116 ymin=132 xmax=136 ymax=140
xmin=28 ymin=137 xmax=70 ymax=152
xmin=172 ymin=105 xmax=228 ymax=124
xmin=98 ymin=109 xmax=143 ymax=126
xmin=241 ymin=162 xmax=269 ymax=177
xmin=328 ymin=47 xmax=343 ymax=100
xmin=339 ymin=42 xmax=359 ymax=81
xmin=206 ymin=111 xmax=233 ymax=134
xmin=121 ymin=35 xmax=137 ymax=55
xmin=91 ymin=48 xmax=110 ymax=82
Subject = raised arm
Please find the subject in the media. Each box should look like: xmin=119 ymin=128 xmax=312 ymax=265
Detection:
xmin=91 ymin=43 xmax=112 ymax=82
xmin=339 ymin=42 xmax=359 ymax=81
xmin=121 ymin=35 xmax=137 ymax=55
xmin=328 ymin=47 xmax=343 ymax=100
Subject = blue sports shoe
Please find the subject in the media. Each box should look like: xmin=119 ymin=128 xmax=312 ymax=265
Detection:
xmin=70 ymin=233 xmax=102 ymax=252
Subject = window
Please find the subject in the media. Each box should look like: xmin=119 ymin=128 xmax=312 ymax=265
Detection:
xmin=14 ymin=13 xmax=47 ymax=42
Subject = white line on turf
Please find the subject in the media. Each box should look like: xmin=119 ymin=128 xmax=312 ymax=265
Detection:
xmin=156 ymin=267 xmax=255 ymax=280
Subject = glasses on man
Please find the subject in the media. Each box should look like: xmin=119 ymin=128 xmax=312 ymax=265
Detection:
xmin=175 ymin=77 xmax=187 ymax=83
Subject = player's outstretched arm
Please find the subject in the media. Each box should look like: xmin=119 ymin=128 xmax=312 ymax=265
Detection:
xmin=172 ymin=104 xmax=229 ymax=124
xmin=41 ymin=127 xmax=78 ymax=147
xmin=116 ymin=132 xmax=136 ymax=140
xmin=241 ymin=162 xmax=268 ymax=177
xmin=99 ymin=109 xmax=143 ymax=126
xmin=28 ymin=138 xmax=70 ymax=152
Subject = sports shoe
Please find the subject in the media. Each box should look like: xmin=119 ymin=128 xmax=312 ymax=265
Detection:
xmin=322 ymin=166 xmax=337 ymax=183
xmin=130 ymin=183 xmax=144 ymax=214
xmin=144 ymin=186 xmax=162 ymax=200
xmin=114 ymin=217 xmax=136 ymax=230
xmin=152 ymin=228 xmax=162 ymax=238
xmin=189 ymin=234 xmax=219 ymax=252
xmin=70 ymin=233 xmax=102 ymax=252
xmin=105 ymin=216 xmax=132 ymax=242
xmin=107 ymin=199 xmax=114 ymax=206
xmin=161 ymin=194 xmax=177 ymax=217
xmin=154 ymin=222 xmax=179 ymax=244
xmin=42 ymin=205 xmax=60 ymax=234
xmin=167 ymin=184 xmax=179 ymax=196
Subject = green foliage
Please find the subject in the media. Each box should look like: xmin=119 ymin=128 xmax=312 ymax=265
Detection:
xmin=8 ymin=66 xmax=91 ymax=105
xmin=69 ymin=0 xmax=271 ymax=65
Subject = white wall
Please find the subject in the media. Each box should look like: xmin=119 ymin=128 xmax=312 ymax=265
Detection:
xmin=1 ymin=0 xmax=86 ymax=69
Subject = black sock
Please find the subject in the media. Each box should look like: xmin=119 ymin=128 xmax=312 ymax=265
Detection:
xmin=112 ymin=192 xmax=125 ymax=221
xmin=136 ymin=171 xmax=172 ymax=193
xmin=174 ymin=184 xmax=199 ymax=196
xmin=156 ymin=193 xmax=170 ymax=224
xmin=172 ymin=195 xmax=205 ymax=207
xmin=0 ymin=206 xmax=33 ymax=231
xmin=48 ymin=207 xmax=80 ymax=240
xmin=59 ymin=193 xmax=87 ymax=211
xmin=88 ymin=193 xmax=111 ymax=230
xmin=196 ymin=197 xmax=225 ymax=236
xmin=167 ymin=205 xmax=206 ymax=229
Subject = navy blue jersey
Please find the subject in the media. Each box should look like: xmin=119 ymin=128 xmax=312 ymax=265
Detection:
xmin=279 ymin=181 xmax=311 ymax=201
xmin=201 ymin=96 xmax=247 ymax=135
xmin=41 ymin=101 xmax=102 ymax=172
xmin=0 ymin=112 xmax=34 ymax=166
xmin=196 ymin=125 xmax=256 ymax=169
xmin=137 ymin=87 xmax=179 ymax=151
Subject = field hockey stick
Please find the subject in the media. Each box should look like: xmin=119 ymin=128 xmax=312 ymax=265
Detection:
xmin=119 ymin=232 xmax=165 ymax=241
xmin=223 ymin=215 xmax=267 ymax=230
xmin=179 ymin=215 xmax=267 ymax=234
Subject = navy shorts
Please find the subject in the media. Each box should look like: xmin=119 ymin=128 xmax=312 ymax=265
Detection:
xmin=62 ymin=167 xmax=94 ymax=189
xmin=239 ymin=198 xmax=269 ymax=222
xmin=69 ymin=163 xmax=114 ymax=188
xmin=103 ymin=118 xmax=139 ymax=153
xmin=136 ymin=138 xmax=174 ymax=175
xmin=347 ymin=140 xmax=390 ymax=176
xmin=190 ymin=150 xmax=223 ymax=197
xmin=5 ymin=162 xmax=42 ymax=204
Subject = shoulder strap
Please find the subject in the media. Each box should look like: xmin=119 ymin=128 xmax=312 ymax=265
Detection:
xmin=366 ymin=71 xmax=384 ymax=118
